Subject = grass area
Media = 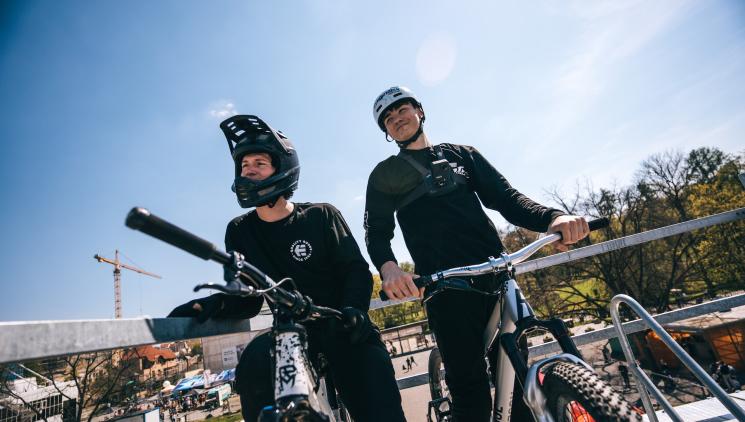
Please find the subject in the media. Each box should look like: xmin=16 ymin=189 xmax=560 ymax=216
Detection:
xmin=203 ymin=412 xmax=243 ymax=422
xmin=556 ymin=278 xmax=605 ymax=303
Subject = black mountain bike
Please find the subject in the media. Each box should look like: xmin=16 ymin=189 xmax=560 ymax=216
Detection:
xmin=126 ymin=207 xmax=350 ymax=422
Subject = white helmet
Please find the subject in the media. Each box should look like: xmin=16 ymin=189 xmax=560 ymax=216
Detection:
xmin=373 ymin=86 xmax=422 ymax=131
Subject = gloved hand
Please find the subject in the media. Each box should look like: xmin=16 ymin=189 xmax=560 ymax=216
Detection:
xmin=167 ymin=294 xmax=225 ymax=323
xmin=340 ymin=307 xmax=374 ymax=344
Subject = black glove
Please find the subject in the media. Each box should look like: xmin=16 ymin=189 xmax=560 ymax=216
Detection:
xmin=340 ymin=307 xmax=374 ymax=345
xmin=167 ymin=294 xmax=225 ymax=323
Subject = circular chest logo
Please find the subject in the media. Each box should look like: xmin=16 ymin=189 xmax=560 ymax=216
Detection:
xmin=290 ymin=240 xmax=313 ymax=262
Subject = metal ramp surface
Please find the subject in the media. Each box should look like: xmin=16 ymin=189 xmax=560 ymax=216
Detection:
xmin=645 ymin=391 xmax=745 ymax=421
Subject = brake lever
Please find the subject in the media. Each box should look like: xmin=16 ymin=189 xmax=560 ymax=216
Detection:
xmin=193 ymin=279 xmax=259 ymax=297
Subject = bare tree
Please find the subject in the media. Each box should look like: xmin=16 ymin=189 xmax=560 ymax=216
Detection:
xmin=1 ymin=349 xmax=143 ymax=422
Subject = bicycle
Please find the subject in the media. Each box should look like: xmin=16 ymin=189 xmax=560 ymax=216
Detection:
xmin=381 ymin=218 xmax=641 ymax=422
xmin=125 ymin=207 xmax=351 ymax=422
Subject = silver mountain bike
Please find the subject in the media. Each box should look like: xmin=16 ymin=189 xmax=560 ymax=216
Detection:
xmin=382 ymin=218 xmax=641 ymax=422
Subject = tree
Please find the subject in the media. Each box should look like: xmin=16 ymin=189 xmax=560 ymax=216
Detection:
xmin=1 ymin=349 xmax=144 ymax=422
xmin=532 ymin=147 xmax=744 ymax=316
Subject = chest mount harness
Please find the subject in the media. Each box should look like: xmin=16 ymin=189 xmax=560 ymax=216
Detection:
xmin=395 ymin=145 xmax=468 ymax=210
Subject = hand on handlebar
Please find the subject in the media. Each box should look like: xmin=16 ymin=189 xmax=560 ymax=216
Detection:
xmin=340 ymin=307 xmax=374 ymax=344
xmin=168 ymin=293 xmax=264 ymax=322
xmin=168 ymin=295 xmax=225 ymax=323
xmin=548 ymin=215 xmax=590 ymax=252
xmin=380 ymin=261 xmax=424 ymax=300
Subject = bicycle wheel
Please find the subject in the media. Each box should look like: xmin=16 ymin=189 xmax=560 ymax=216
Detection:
xmin=542 ymin=361 xmax=641 ymax=422
xmin=428 ymin=347 xmax=449 ymax=400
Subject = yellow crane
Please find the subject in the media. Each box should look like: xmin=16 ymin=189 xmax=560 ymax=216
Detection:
xmin=94 ymin=250 xmax=161 ymax=318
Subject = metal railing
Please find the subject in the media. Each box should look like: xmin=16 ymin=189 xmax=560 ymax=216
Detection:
xmin=3 ymin=293 xmax=744 ymax=391
xmin=610 ymin=294 xmax=745 ymax=422
xmin=1 ymin=207 xmax=744 ymax=395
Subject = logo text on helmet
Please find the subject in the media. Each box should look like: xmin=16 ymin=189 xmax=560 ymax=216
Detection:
xmin=375 ymin=87 xmax=403 ymax=103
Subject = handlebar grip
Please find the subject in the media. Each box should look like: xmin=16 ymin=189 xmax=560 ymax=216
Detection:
xmin=588 ymin=217 xmax=610 ymax=231
xmin=126 ymin=207 xmax=218 ymax=260
xmin=378 ymin=274 xmax=433 ymax=301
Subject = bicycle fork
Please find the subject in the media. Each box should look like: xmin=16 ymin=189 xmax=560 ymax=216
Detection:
xmin=485 ymin=278 xmax=586 ymax=422
xmin=261 ymin=322 xmax=334 ymax=421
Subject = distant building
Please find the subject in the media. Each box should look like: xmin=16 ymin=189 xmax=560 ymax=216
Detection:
xmin=123 ymin=346 xmax=186 ymax=383
xmin=201 ymin=332 xmax=259 ymax=373
xmin=629 ymin=304 xmax=745 ymax=371
xmin=200 ymin=304 xmax=272 ymax=373
xmin=0 ymin=377 xmax=78 ymax=422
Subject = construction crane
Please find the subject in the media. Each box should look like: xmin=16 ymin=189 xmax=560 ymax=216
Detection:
xmin=94 ymin=250 xmax=161 ymax=318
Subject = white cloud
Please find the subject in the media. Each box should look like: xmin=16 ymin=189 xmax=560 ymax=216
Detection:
xmin=416 ymin=33 xmax=457 ymax=87
xmin=208 ymin=101 xmax=238 ymax=119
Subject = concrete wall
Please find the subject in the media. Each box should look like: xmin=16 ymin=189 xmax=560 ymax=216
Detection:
xmin=201 ymin=332 xmax=259 ymax=372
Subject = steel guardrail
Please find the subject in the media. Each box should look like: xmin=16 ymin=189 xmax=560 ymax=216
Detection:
xmin=2 ymin=208 xmax=744 ymax=393
xmin=0 ymin=318 xmax=251 ymax=364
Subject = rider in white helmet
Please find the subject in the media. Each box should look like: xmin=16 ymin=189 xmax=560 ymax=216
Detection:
xmin=372 ymin=86 xmax=425 ymax=149
xmin=365 ymin=86 xmax=590 ymax=421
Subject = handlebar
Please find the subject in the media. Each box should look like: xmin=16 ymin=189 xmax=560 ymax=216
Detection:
xmin=125 ymin=207 xmax=342 ymax=321
xmin=379 ymin=217 xmax=609 ymax=301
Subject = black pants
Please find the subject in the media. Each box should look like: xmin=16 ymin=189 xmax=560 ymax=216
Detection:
xmin=426 ymin=285 xmax=531 ymax=422
xmin=235 ymin=327 xmax=406 ymax=422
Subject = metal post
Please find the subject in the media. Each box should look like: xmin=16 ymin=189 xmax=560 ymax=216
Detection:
xmin=609 ymin=294 xmax=745 ymax=422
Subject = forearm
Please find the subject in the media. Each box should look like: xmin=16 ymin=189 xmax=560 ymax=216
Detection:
xmin=340 ymin=270 xmax=374 ymax=312
xmin=470 ymin=147 xmax=564 ymax=231
xmin=364 ymin=189 xmax=399 ymax=271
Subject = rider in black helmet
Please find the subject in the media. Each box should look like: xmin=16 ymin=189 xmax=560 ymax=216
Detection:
xmin=221 ymin=115 xmax=300 ymax=208
xmin=169 ymin=115 xmax=407 ymax=422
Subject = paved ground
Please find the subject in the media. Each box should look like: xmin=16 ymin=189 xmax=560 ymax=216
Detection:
xmin=391 ymin=350 xmax=434 ymax=422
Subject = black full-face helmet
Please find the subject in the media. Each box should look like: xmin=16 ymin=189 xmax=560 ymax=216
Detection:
xmin=219 ymin=115 xmax=300 ymax=208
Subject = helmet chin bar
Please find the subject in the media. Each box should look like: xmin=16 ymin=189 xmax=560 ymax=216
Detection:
xmin=232 ymin=168 xmax=299 ymax=209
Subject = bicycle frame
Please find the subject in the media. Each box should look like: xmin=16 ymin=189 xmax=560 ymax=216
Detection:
xmin=481 ymin=275 xmax=590 ymax=422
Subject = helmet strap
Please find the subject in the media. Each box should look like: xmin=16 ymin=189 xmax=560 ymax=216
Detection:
xmin=393 ymin=120 xmax=424 ymax=149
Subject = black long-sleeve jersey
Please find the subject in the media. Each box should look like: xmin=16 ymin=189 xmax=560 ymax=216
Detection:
xmin=364 ymin=143 xmax=565 ymax=276
xmin=224 ymin=202 xmax=374 ymax=317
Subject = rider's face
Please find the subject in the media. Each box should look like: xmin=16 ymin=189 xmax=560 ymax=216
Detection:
xmin=383 ymin=102 xmax=423 ymax=141
xmin=240 ymin=153 xmax=275 ymax=181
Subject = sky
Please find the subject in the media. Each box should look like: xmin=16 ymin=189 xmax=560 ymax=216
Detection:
xmin=1 ymin=0 xmax=743 ymax=321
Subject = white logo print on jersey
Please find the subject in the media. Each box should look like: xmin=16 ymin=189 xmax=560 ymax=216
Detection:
xmin=449 ymin=162 xmax=469 ymax=178
xmin=290 ymin=240 xmax=313 ymax=262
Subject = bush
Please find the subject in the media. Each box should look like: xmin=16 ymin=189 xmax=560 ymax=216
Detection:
xmin=585 ymin=326 xmax=595 ymax=332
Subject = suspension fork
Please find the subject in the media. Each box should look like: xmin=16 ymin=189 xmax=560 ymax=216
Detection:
xmin=496 ymin=316 xmax=581 ymax=386
xmin=272 ymin=321 xmax=316 ymax=403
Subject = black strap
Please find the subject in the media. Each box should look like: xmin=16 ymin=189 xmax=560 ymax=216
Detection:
xmin=394 ymin=145 xmax=468 ymax=210
xmin=397 ymin=151 xmax=430 ymax=176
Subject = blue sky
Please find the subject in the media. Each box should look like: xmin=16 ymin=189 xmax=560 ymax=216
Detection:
xmin=1 ymin=1 xmax=743 ymax=321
